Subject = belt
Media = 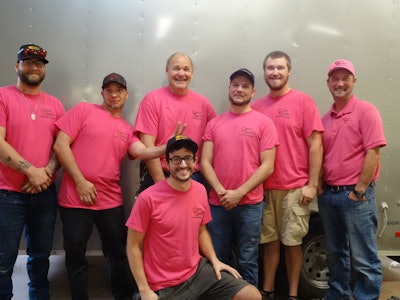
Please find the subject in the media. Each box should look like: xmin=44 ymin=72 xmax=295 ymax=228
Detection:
xmin=324 ymin=182 xmax=375 ymax=193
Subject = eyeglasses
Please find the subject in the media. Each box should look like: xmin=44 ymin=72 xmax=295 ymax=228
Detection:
xmin=168 ymin=155 xmax=195 ymax=165
xmin=22 ymin=48 xmax=47 ymax=58
xmin=21 ymin=60 xmax=45 ymax=68
xmin=103 ymin=87 xmax=126 ymax=95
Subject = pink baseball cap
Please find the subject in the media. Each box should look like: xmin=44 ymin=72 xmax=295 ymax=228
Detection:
xmin=328 ymin=59 xmax=355 ymax=76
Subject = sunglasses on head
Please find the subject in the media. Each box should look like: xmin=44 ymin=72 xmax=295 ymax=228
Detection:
xmin=21 ymin=48 xmax=47 ymax=58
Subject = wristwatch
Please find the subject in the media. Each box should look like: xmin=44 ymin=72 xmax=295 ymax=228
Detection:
xmin=353 ymin=189 xmax=366 ymax=199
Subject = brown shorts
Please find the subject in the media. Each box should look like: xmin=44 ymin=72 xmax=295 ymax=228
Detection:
xmin=260 ymin=188 xmax=310 ymax=246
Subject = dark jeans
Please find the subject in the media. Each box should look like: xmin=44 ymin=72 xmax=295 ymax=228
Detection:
xmin=0 ymin=184 xmax=57 ymax=300
xmin=207 ymin=202 xmax=264 ymax=286
xmin=58 ymin=205 xmax=137 ymax=300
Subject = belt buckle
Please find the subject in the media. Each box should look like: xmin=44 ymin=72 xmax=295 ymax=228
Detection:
xmin=330 ymin=185 xmax=340 ymax=193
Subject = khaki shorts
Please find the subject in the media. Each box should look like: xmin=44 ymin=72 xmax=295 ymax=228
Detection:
xmin=260 ymin=188 xmax=310 ymax=246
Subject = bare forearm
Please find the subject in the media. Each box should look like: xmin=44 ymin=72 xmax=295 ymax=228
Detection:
xmin=200 ymin=161 xmax=225 ymax=194
xmin=0 ymin=138 xmax=34 ymax=175
xmin=236 ymin=162 xmax=273 ymax=196
xmin=45 ymin=152 xmax=61 ymax=176
xmin=53 ymin=143 xmax=85 ymax=185
xmin=308 ymin=141 xmax=323 ymax=187
xmin=356 ymin=147 xmax=380 ymax=191
xmin=198 ymin=226 xmax=218 ymax=264
xmin=129 ymin=142 xmax=166 ymax=161
xmin=237 ymin=148 xmax=275 ymax=196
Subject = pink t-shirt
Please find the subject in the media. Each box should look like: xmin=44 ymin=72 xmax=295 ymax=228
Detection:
xmin=126 ymin=179 xmax=211 ymax=291
xmin=251 ymin=89 xmax=324 ymax=189
xmin=321 ymin=96 xmax=386 ymax=185
xmin=133 ymin=87 xmax=216 ymax=171
xmin=0 ymin=86 xmax=65 ymax=192
xmin=56 ymin=102 xmax=134 ymax=210
xmin=203 ymin=110 xmax=278 ymax=206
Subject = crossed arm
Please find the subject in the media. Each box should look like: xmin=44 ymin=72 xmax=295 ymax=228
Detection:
xmin=0 ymin=126 xmax=58 ymax=193
xmin=201 ymin=140 xmax=276 ymax=210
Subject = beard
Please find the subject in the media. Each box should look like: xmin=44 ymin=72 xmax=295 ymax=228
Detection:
xmin=18 ymin=70 xmax=45 ymax=87
xmin=266 ymin=76 xmax=288 ymax=91
xmin=229 ymin=96 xmax=251 ymax=106
xmin=169 ymin=167 xmax=192 ymax=182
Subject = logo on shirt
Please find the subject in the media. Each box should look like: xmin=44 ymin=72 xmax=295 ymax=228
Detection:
xmin=276 ymin=109 xmax=290 ymax=119
xmin=114 ymin=129 xmax=129 ymax=142
xmin=192 ymin=110 xmax=202 ymax=120
xmin=343 ymin=117 xmax=352 ymax=125
xmin=239 ymin=127 xmax=256 ymax=138
xmin=39 ymin=109 xmax=56 ymax=119
xmin=192 ymin=207 xmax=204 ymax=219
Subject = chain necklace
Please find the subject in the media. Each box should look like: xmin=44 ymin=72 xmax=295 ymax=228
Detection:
xmin=20 ymin=92 xmax=40 ymax=120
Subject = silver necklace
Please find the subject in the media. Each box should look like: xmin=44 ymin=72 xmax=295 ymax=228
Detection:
xmin=20 ymin=92 xmax=40 ymax=120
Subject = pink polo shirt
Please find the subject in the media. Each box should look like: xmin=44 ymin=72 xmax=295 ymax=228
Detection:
xmin=321 ymin=96 xmax=386 ymax=185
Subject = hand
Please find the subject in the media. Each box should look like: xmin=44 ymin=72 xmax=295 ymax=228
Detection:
xmin=300 ymin=184 xmax=317 ymax=206
xmin=76 ymin=179 xmax=98 ymax=206
xmin=172 ymin=122 xmax=187 ymax=137
xmin=211 ymin=259 xmax=242 ymax=280
xmin=140 ymin=289 xmax=159 ymax=300
xmin=348 ymin=190 xmax=366 ymax=201
xmin=219 ymin=189 xmax=243 ymax=211
xmin=21 ymin=167 xmax=52 ymax=194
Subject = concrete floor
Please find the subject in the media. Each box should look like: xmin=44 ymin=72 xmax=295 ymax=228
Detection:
xmin=11 ymin=254 xmax=400 ymax=300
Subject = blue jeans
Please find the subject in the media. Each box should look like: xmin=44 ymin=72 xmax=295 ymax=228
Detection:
xmin=0 ymin=184 xmax=57 ymax=300
xmin=207 ymin=202 xmax=263 ymax=286
xmin=317 ymin=185 xmax=382 ymax=300
xmin=59 ymin=205 xmax=137 ymax=300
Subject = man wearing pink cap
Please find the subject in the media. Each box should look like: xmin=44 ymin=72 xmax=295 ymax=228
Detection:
xmin=318 ymin=59 xmax=386 ymax=300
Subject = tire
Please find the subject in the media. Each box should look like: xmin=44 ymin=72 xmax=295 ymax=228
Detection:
xmin=299 ymin=215 xmax=329 ymax=299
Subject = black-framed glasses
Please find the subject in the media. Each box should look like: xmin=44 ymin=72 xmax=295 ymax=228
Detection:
xmin=21 ymin=60 xmax=45 ymax=68
xmin=168 ymin=155 xmax=195 ymax=165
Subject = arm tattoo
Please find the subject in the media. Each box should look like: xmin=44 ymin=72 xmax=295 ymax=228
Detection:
xmin=18 ymin=160 xmax=31 ymax=171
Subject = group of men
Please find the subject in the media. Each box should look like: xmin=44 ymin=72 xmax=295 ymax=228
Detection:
xmin=0 ymin=43 xmax=385 ymax=300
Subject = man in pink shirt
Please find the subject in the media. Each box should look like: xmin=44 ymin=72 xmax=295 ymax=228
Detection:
xmin=251 ymin=51 xmax=323 ymax=300
xmin=0 ymin=44 xmax=64 ymax=300
xmin=318 ymin=59 xmax=386 ymax=300
xmin=133 ymin=52 xmax=216 ymax=194
xmin=53 ymin=73 xmax=180 ymax=300
xmin=127 ymin=135 xmax=261 ymax=300
xmin=201 ymin=69 xmax=278 ymax=287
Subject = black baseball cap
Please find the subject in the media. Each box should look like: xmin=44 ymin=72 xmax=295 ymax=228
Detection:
xmin=166 ymin=135 xmax=198 ymax=157
xmin=17 ymin=44 xmax=49 ymax=64
xmin=102 ymin=73 xmax=127 ymax=89
xmin=230 ymin=68 xmax=255 ymax=86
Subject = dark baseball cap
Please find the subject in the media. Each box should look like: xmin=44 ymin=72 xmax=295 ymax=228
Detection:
xmin=102 ymin=73 xmax=127 ymax=89
xmin=230 ymin=68 xmax=255 ymax=86
xmin=17 ymin=44 xmax=49 ymax=64
xmin=166 ymin=135 xmax=198 ymax=157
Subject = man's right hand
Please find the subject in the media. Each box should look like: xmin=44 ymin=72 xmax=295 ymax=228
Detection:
xmin=21 ymin=166 xmax=52 ymax=193
xmin=76 ymin=179 xmax=98 ymax=205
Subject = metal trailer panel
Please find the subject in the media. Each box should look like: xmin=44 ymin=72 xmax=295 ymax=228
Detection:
xmin=0 ymin=0 xmax=399 ymax=254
